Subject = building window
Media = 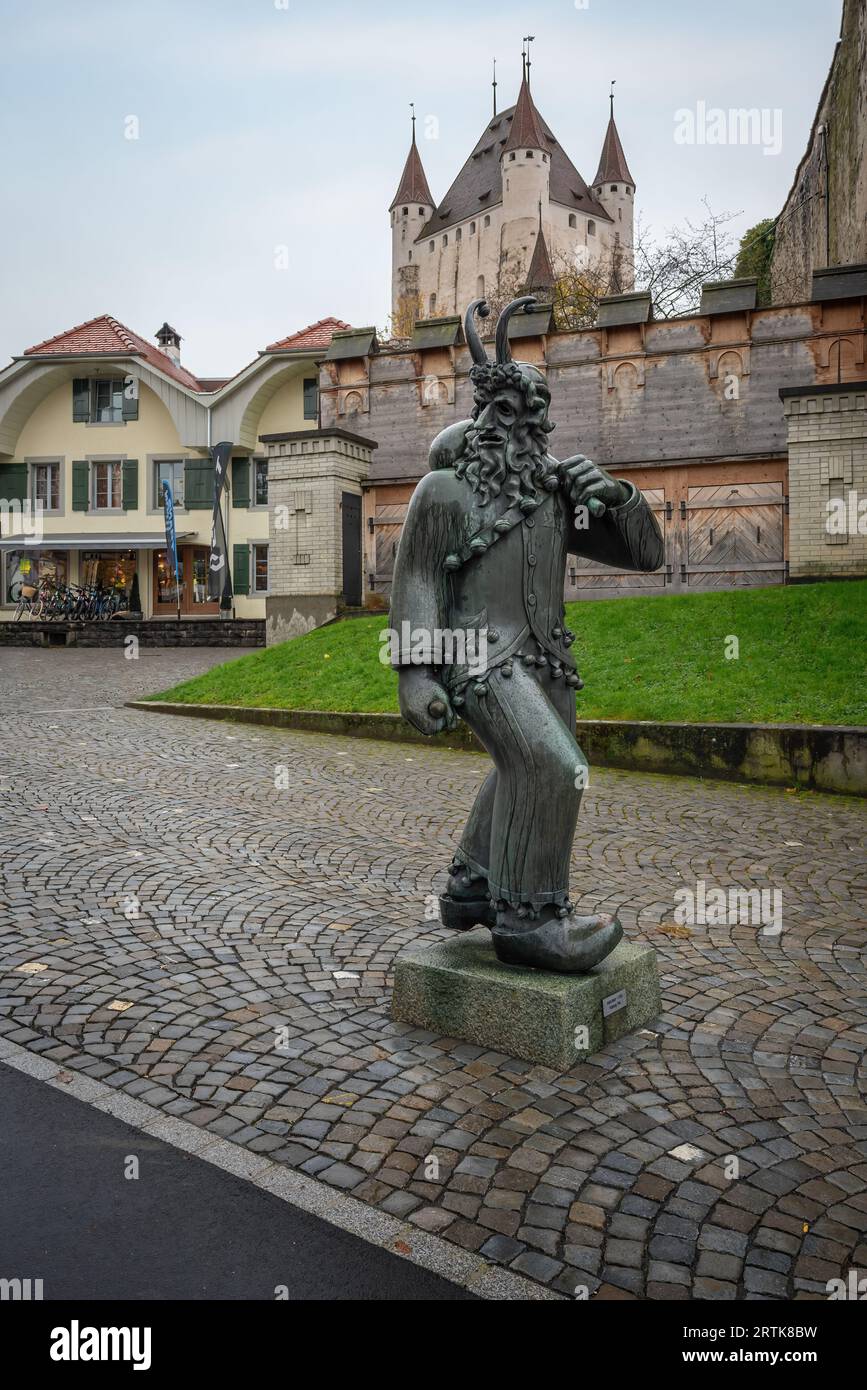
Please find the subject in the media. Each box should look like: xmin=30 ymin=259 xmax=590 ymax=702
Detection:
xmin=526 ymin=150 xmax=533 ymax=158
xmin=588 ymin=220 xmax=596 ymax=236
xmin=429 ymin=293 xmax=436 ymax=314
xmin=483 ymin=215 xmax=490 ymax=228
xmin=4 ymin=548 xmax=68 ymax=605
xmin=469 ymin=221 xmax=476 ymax=234
xmin=154 ymin=459 xmax=185 ymax=508
xmin=303 ymin=378 xmax=318 ymax=420
xmin=93 ymin=460 xmax=123 ymax=510
xmin=417 ymin=207 xmax=424 ymax=215
xmin=254 ymin=459 xmax=268 ymax=507
xmin=509 ymin=152 xmax=515 ymax=161
xmin=542 ymin=153 xmax=548 ymax=163
xmin=626 ymin=186 xmax=631 ymax=195
xmin=408 ymin=249 xmax=412 ymax=261
xmin=91 ymin=379 xmax=126 ymax=423
xmin=568 ymin=214 xmax=577 ymax=229
xmin=456 ymin=227 xmax=461 ymax=242
xmin=253 ymin=543 xmax=269 ymax=593
xmin=610 ymin=184 xmax=618 ymax=193
xmin=402 ymin=206 xmax=408 ymax=215
xmin=429 ymin=240 xmax=434 ymax=252
xmin=442 ymin=234 xmax=448 ymax=247
xmin=31 ymin=461 xmax=60 ymax=512
xmin=477 ymin=275 xmax=485 ymax=298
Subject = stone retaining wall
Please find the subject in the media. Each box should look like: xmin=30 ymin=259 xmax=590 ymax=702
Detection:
xmin=127 ymin=701 xmax=866 ymax=796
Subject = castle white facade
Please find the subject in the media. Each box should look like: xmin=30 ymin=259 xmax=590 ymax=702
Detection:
xmin=390 ymin=76 xmax=636 ymax=325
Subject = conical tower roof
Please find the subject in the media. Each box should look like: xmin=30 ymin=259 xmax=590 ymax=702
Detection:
xmin=593 ymin=111 xmax=635 ymax=187
xmin=389 ymin=135 xmax=434 ymax=211
xmin=525 ymin=222 xmax=556 ymax=294
xmin=502 ymin=76 xmax=548 ymax=155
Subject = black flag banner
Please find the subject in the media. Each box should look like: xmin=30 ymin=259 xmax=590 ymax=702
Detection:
xmin=208 ymin=440 xmax=234 ymax=607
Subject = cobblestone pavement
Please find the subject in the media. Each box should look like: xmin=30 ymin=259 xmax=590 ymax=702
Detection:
xmin=1 ymin=648 xmax=866 ymax=1300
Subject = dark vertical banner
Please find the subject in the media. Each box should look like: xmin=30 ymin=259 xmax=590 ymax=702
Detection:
xmin=208 ymin=441 xmax=234 ymax=608
xmin=161 ymin=480 xmax=181 ymax=621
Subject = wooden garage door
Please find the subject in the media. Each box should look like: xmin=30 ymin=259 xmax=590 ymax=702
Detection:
xmin=684 ymin=482 xmax=785 ymax=588
xmin=567 ymin=487 xmax=667 ymax=598
xmin=370 ymin=504 xmax=407 ymax=594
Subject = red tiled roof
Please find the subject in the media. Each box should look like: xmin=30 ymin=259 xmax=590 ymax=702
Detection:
xmin=593 ymin=115 xmax=635 ymax=188
xmin=24 ymin=314 xmax=203 ymax=391
xmin=502 ymin=77 xmax=548 ymax=155
xmin=266 ymin=317 xmax=352 ymax=352
xmin=389 ymin=137 xmax=434 ymax=211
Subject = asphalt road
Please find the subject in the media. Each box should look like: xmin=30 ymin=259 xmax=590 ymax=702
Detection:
xmin=0 ymin=1064 xmax=473 ymax=1301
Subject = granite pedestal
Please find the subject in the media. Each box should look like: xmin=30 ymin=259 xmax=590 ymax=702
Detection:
xmin=391 ymin=928 xmax=660 ymax=1070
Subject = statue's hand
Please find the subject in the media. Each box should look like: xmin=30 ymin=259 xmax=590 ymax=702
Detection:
xmin=398 ymin=667 xmax=457 ymax=736
xmin=561 ymin=455 xmax=629 ymax=511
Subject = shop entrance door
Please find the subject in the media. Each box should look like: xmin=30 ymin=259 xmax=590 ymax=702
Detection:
xmin=153 ymin=546 xmax=220 ymax=616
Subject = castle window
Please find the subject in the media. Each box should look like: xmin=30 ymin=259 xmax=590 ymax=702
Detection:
xmin=588 ymin=220 xmax=596 ymax=236
xmin=408 ymin=249 xmax=412 ymax=261
xmin=625 ymin=187 xmax=631 ymax=196
xmin=456 ymin=227 xmax=461 ymax=242
xmin=429 ymin=293 xmax=436 ymax=313
xmin=568 ymin=214 xmax=576 ymax=228
xmin=442 ymin=234 xmax=448 ymax=247
xmin=610 ymin=185 xmax=618 ymax=192
xmin=509 ymin=152 xmax=515 ymax=161
xmin=476 ymin=275 xmax=485 ymax=297
xmin=429 ymin=240 xmax=434 ymax=252
xmin=483 ymin=215 xmax=490 ymax=228
xmin=542 ymin=153 xmax=548 ymax=163
xmin=525 ymin=150 xmax=533 ymax=158
xmin=418 ymin=207 xmax=424 ymax=215
xmin=469 ymin=221 xmax=476 ymax=234
xmin=402 ymin=206 xmax=408 ymax=215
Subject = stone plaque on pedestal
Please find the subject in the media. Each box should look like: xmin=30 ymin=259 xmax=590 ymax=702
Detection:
xmin=392 ymin=929 xmax=660 ymax=1071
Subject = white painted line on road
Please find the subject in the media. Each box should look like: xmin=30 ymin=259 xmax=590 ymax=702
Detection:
xmin=0 ymin=1037 xmax=561 ymax=1302
xmin=24 ymin=705 xmax=117 ymax=715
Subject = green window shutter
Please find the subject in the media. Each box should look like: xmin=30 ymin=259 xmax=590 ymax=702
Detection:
xmin=72 ymin=378 xmax=90 ymax=422
xmin=232 ymin=543 xmax=250 ymax=594
xmin=303 ymin=378 xmax=318 ymax=420
xmin=184 ymin=458 xmax=213 ymax=509
xmin=72 ymin=461 xmax=90 ymax=511
xmin=122 ymin=375 xmax=139 ymax=421
xmin=0 ymin=462 xmax=27 ymax=503
xmin=232 ymin=457 xmax=250 ymax=508
xmin=122 ymin=459 xmax=139 ymax=510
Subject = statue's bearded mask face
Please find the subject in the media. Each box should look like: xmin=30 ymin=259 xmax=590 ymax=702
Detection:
xmin=457 ymin=362 xmax=557 ymax=508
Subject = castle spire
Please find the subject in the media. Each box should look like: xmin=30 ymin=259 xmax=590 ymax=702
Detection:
xmin=525 ymin=201 xmax=556 ymax=297
xmin=593 ymin=85 xmax=635 ymax=187
xmin=389 ymin=106 xmax=434 ymax=211
xmin=502 ymin=73 xmax=547 ymax=155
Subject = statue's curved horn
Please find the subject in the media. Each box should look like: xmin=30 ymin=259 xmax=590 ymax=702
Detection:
xmin=495 ymin=296 xmax=537 ymax=364
xmin=464 ymin=299 xmax=490 ymax=365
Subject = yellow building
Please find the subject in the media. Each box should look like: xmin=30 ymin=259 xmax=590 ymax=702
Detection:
xmin=0 ymin=313 xmax=349 ymax=622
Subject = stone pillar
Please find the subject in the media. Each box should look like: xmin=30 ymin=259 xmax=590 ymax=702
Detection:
xmin=261 ymin=427 xmax=377 ymax=645
xmin=781 ymin=381 xmax=867 ymax=580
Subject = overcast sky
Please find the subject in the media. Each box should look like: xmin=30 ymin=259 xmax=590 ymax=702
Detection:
xmin=0 ymin=0 xmax=843 ymax=378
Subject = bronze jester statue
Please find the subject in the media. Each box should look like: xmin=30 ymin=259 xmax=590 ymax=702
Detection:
xmin=389 ymin=297 xmax=664 ymax=973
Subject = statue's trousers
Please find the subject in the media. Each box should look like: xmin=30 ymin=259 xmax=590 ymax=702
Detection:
xmin=453 ymin=662 xmax=588 ymax=910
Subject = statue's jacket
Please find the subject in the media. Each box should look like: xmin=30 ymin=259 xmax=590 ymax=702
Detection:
xmin=389 ymin=453 xmax=665 ymax=696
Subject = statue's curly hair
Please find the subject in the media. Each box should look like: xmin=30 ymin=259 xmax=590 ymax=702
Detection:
xmin=469 ymin=362 xmax=550 ymax=420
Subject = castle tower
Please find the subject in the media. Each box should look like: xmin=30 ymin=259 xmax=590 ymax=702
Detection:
xmin=592 ymin=92 xmax=635 ymax=291
xmin=390 ymin=113 xmax=434 ymax=330
xmin=500 ymin=76 xmax=551 ymax=279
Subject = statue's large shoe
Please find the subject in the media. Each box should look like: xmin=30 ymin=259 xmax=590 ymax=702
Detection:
xmin=492 ymin=910 xmax=622 ymax=973
xmin=439 ymin=864 xmax=496 ymax=930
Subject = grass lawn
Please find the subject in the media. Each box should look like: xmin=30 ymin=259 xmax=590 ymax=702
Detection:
xmin=150 ymin=580 xmax=867 ymax=726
